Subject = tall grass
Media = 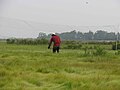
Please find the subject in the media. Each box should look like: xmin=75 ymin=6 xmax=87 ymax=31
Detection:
xmin=0 ymin=42 xmax=120 ymax=90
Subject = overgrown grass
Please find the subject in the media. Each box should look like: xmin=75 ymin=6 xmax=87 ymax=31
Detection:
xmin=0 ymin=42 xmax=120 ymax=90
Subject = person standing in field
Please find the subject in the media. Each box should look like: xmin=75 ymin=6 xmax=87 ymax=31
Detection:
xmin=48 ymin=33 xmax=61 ymax=53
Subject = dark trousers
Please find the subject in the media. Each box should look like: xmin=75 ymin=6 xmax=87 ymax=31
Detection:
xmin=53 ymin=46 xmax=60 ymax=53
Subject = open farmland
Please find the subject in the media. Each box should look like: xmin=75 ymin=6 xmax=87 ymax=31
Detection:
xmin=0 ymin=42 xmax=120 ymax=90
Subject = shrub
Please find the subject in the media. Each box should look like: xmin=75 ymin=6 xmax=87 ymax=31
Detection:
xmin=112 ymin=44 xmax=120 ymax=50
xmin=93 ymin=46 xmax=106 ymax=56
xmin=63 ymin=41 xmax=82 ymax=49
xmin=115 ymin=50 xmax=120 ymax=55
xmin=6 ymin=38 xmax=48 ymax=45
xmin=6 ymin=39 xmax=16 ymax=44
xmin=64 ymin=44 xmax=82 ymax=49
xmin=83 ymin=46 xmax=93 ymax=56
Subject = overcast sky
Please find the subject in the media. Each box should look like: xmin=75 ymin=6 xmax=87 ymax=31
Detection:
xmin=0 ymin=0 xmax=120 ymax=38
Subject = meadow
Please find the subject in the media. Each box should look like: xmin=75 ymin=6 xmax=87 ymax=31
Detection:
xmin=0 ymin=42 xmax=120 ymax=90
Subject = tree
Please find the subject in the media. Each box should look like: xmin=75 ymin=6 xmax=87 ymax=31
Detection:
xmin=105 ymin=32 xmax=116 ymax=40
xmin=94 ymin=30 xmax=107 ymax=40
xmin=37 ymin=32 xmax=47 ymax=39
xmin=76 ymin=31 xmax=84 ymax=40
xmin=84 ymin=31 xmax=94 ymax=40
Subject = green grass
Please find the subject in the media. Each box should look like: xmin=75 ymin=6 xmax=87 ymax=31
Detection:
xmin=0 ymin=42 xmax=120 ymax=90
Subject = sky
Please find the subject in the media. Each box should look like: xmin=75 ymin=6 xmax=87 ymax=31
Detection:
xmin=0 ymin=0 xmax=120 ymax=38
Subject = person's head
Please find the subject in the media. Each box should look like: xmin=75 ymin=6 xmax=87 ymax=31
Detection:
xmin=51 ymin=33 xmax=56 ymax=36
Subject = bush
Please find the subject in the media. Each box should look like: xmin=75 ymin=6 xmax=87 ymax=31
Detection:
xmin=6 ymin=39 xmax=16 ymax=44
xmin=112 ymin=44 xmax=120 ymax=50
xmin=63 ymin=41 xmax=82 ymax=49
xmin=64 ymin=44 xmax=82 ymax=49
xmin=93 ymin=46 xmax=106 ymax=56
xmin=6 ymin=38 xmax=48 ymax=45
xmin=115 ymin=50 xmax=120 ymax=55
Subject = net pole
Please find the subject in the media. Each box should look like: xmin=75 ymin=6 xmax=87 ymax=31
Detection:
xmin=116 ymin=25 xmax=119 ymax=51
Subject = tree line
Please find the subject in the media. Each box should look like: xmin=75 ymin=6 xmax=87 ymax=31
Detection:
xmin=38 ymin=30 xmax=120 ymax=41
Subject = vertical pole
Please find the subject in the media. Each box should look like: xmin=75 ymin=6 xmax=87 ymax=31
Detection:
xmin=116 ymin=37 xmax=117 ymax=51
xmin=116 ymin=25 xmax=119 ymax=51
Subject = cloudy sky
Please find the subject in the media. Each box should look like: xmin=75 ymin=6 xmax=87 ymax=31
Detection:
xmin=0 ymin=0 xmax=120 ymax=38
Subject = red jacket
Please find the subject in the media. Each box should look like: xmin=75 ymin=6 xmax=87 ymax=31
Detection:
xmin=50 ymin=35 xmax=61 ymax=47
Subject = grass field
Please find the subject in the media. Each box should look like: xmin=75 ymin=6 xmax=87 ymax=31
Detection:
xmin=0 ymin=42 xmax=120 ymax=90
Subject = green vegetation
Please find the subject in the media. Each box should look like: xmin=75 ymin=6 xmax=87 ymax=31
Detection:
xmin=6 ymin=38 xmax=48 ymax=45
xmin=0 ymin=42 xmax=120 ymax=90
xmin=38 ymin=30 xmax=120 ymax=41
xmin=112 ymin=43 xmax=120 ymax=50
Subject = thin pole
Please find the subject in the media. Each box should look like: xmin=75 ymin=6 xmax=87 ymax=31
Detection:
xmin=116 ymin=25 xmax=119 ymax=51
xmin=116 ymin=36 xmax=118 ymax=51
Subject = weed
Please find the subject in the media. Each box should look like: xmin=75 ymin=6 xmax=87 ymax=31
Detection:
xmin=93 ymin=46 xmax=106 ymax=56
